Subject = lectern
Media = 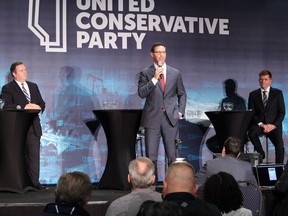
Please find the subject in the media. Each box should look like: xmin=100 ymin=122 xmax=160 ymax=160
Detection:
xmin=205 ymin=111 xmax=254 ymax=152
xmin=0 ymin=109 xmax=39 ymax=193
xmin=93 ymin=109 xmax=142 ymax=190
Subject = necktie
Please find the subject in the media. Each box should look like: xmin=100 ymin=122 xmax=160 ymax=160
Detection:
xmin=262 ymin=91 xmax=267 ymax=107
xmin=21 ymin=83 xmax=31 ymax=103
xmin=160 ymin=74 xmax=165 ymax=91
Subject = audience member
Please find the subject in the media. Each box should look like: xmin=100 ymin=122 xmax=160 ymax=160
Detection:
xmin=195 ymin=137 xmax=257 ymax=196
xmin=105 ymin=157 xmax=162 ymax=216
xmin=203 ymin=172 xmax=252 ymax=216
xmin=273 ymin=160 xmax=288 ymax=216
xmin=162 ymin=161 xmax=221 ymax=216
xmin=137 ymin=200 xmax=184 ymax=216
xmin=33 ymin=171 xmax=92 ymax=216
xmin=248 ymin=70 xmax=285 ymax=163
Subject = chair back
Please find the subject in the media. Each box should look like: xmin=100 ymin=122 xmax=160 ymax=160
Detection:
xmin=237 ymin=180 xmax=262 ymax=216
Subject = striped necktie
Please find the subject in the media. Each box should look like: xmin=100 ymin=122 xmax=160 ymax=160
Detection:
xmin=262 ymin=91 xmax=268 ymax=107
xmin=21 ymin=83 xmax=31 ymax=103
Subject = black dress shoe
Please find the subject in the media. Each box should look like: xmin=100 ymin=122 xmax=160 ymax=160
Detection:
xmin=35 ymin=185 xmax=49 ymax=190
xmin=259 ymin=152 xmax=266 ymax=164
xmin=260 ymin=152 xmax=266 ymax=159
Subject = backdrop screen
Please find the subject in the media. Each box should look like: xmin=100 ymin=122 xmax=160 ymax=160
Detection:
xmin=0 ymin=0 xmax=288 ymax=183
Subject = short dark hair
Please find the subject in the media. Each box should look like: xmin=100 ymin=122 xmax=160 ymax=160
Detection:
xmin=203 ymin=172 xmax=243 ymax=214
xmin=259 ymin=70 xmax=272 ymax=79
xmin=150 ymin=42 xmax=166 ymax=53
xmin=55 ymin=171 xmax=92 ymax=206
xmin=10 ymin=62 xmax=23 ymax=76
xmin=224 ymin=137 xmax=241 ymax=157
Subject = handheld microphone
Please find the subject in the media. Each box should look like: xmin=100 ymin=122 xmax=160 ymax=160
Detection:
xmin=158 ymin=61 xmax=163 ymax=79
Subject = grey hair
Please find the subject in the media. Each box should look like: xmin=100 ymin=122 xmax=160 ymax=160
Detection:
xmin=129 ymin=157 xmax=155 ymax=188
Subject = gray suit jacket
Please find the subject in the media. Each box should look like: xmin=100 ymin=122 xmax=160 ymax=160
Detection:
xmin=195 ymin=155 xmax=257 ymax=187
xmin=138 ymin=64 xmax=186 ymax=128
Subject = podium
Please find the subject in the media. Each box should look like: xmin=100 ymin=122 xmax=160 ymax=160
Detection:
xmin=205 ymin=111 xmax=254 ymax=152
xmin=0 ymin=109 xmax=39 ymax=193
xmin=93 ymin=109 xmax=142 ymax=190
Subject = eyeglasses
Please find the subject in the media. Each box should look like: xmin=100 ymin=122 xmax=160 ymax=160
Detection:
xmin=153 ymin=51 xmax=166 ymax=55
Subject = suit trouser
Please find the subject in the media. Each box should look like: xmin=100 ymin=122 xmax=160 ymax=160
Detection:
xmin=248 ymin=124 xmax=284 ymax=163
xmin=25 ymin=126 xmax=41 ymax=187
xmin=144 ymin=112 xmax=178 ymax=178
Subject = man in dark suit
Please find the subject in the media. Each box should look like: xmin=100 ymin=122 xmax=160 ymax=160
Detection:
xmin=138 ymin=42 xmax=187 ymax=175
xmin=1 ymin=62 xmax=46 ymax=189
xmin=248 ymin=70 xmax=285 ymax=163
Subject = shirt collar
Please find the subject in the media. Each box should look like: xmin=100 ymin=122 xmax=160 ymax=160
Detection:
xmin=15 ymin=80 xmax=28 ymax=88
xmin=261 ymin=86 xmax=270 ymax=93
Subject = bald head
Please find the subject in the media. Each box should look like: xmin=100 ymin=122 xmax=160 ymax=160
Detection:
xmin=163 ymin=162 xmax=197 ymax=197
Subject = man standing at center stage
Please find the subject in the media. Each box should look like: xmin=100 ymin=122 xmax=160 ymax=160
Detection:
xmin=138 ymin=42 xmax=187 ymax=176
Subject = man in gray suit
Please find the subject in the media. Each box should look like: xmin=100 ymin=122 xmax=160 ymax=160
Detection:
xmin=195 ymin=137 xmax=257 ymax=195
xmin=138 ymin=42 xmax=187 ymax=177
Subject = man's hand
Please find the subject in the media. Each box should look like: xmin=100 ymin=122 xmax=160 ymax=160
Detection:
xmin=24 ymin=103 xmax=41 ymax=110
xmin=154 ymin=67 xmax=163 ymax=80
xmin=260 ymin=123 xmax=276 ymax=133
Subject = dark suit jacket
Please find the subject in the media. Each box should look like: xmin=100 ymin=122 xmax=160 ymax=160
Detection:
xmin=138 ymin=64 xmax=186 ymax=128
xmin=1 ymin=80 xmax=45 ymax=136
xmin=248 ymin=87 xmax=285 ymax=128
xmin=164 ymin=192 xmax=222 ymax=216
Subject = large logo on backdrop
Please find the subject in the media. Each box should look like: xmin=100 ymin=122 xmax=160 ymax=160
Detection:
xmin=28 ymin=0 xmax=230 ymax=53
xmin=28 ymin=0 xmax=67 ymax=52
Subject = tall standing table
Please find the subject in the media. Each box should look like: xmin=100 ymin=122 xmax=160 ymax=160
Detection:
xmin=93 ymin=109 xmax=142 ymax=190
xmin=205 ymin=111 xmax=254 ymax=152
xmin=0 ymin=109 xmax=39 ymax=193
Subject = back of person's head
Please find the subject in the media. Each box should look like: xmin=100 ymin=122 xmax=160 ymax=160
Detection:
xmin=223 ymin=137 xmax=241 ymax=157
xmin=128 ymin=157 xmax=155 ymax=188
xmin=163 ymin=161 xmax=197 ymax=197
xmin=137 ymin=200 xmax=183 ymax=216
xmin=203 ymin=171 xmax=243 ymax=214
xmin=55 ymin=171 xmax=92 ymax=206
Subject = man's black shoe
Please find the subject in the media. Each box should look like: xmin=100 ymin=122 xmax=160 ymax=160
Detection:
xmin=259 ymin=152 xmax=266 ymax=164
xmin=35 ymin=185 xmax=49 ymax=190
xmin=260 ymin=152 xmax=266 ymax=159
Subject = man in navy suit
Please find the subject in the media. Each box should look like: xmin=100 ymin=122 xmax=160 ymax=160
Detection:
xmin=1 ymin=62 xmax=46 ymax=189
xmin=248 ymin=70 xmax=285 ymax=163
xmin=138 ymin=42 xmax=187 ymax=177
